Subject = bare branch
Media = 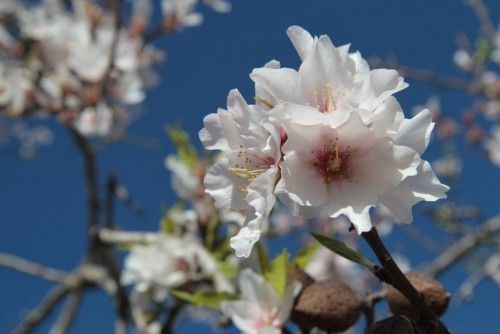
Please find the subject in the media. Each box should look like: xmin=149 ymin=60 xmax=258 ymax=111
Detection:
xmin=362 ymin=289 xmax=386 ymax=333
xmin=369 ymin=58 xmax=484 ymax=96
xmin=424 ymin=216 xmax=500 ymax=277
xmin=49 ymin=289 xmax=84 ymax=334
xmin=466 ymin=0 xmax=496 ymax=42
xmin=98 ymin=228 xmax=160 ymax=245
xmin=68 ymin=128 xmax=100 ymax=247
xmin=0 ymin=252 xmax=68 ymax=283
xmin=11 ymin=283 xmax=73 ymax=334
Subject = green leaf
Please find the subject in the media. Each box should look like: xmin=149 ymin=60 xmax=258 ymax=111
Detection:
xmin=165 ymin=123 xmax=198 ymax=167
xmin=311 ymin=233 xmax=374 ymax=269
xmin=160 ymin=202 xmax=185 ymax=234
xmin=217 ymin=260 xmax=238 ymax=279
xmin=295 ymin=241 xmax=320 ymax=269
xmin=473 ymin=39 xmax=494 ymax=65
xmin=256 ymin=243 xmax=270 ymax=272
xmin=171 ymin=290 xmax=239 ymax=309
xmin=264 ymin=250 xmax=291 ymax=297
xmin=205 ymin=213 xmax=219 ymax=250
xmin=160 ymin=215 xmax=176 ymax=234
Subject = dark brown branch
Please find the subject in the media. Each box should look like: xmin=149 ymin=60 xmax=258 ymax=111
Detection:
xmin=161 ymin=302 xmax=183 ymax=334
xmin=68 ymin=128 xmax=100 ymax=251
xmin=424 ymin=216 xmax=500 ymax=277
xmin=105 ymin=175 xmax=118 ymax=229
xmin=68 ymin=128 xmax=131 ymax=323
xmin=362 ymin=290 xmax=386 ymax=334
xmin=361 ymin=228 xmax=441 ymax=330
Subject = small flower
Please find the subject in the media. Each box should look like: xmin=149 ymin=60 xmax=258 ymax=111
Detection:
xmin=275 ymin=103 xmax=421 ymax=232
xmin=200 ymin=89 xmax=282 ymax=257
xmin=453 ymin=49 xmax=474 ymax=71
xmin=122 ymin=234 xmax=233 ymax=300
xmin=220 ymin=269 xmax=301 ymax=334
xmin=432 ymin=155 xmax=462 ymax=178
xmin=251 ymin=26 xmax=407 ymax=122
xmin=485 ymin=126 xmax=500 ymax=167
xmin=74 ymin=103 xmax=113 ymax=137
xmin=162 ymin=0 xmax=204 ymax=28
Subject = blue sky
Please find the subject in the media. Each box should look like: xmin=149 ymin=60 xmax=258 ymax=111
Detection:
xmin=1 ymin=0 xmax=499 ymax=333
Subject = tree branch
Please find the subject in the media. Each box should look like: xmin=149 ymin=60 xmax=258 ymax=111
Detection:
xmin=50 ymin=289 xmax=84 ymax=334
xmin=424 ymin=216 xmax=500 ymax=277
xmin=68 ymin=128 xmax=100 ymax=252
xmin=362 ymin=289 xmax=386 ymax=334
xmin=466 ymin=0 xmax=496 ymax=42
xmin=98 ymin=228 xmax=160 ymax=245
xmin=11 ymin=283 xmax=73 ymax=334
xmin=369 ymin=58 xmax=484 ymax=96
xmin=0 ymin=252 xmax=68 ymax=283
xmin=361 ymin=227 xmax=441 ymax=329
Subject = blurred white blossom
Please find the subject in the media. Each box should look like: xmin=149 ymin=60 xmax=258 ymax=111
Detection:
xmin=220 ymin=269 xmax=300 ymax=334
xmin=485 ymin=126 xmax=500 ymax=167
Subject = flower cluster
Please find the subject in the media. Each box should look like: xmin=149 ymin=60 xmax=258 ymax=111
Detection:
xmin=200 ymin=26 xmax=449 ymax=257
xmin=0 ymin=0 xmax=230 ymax=139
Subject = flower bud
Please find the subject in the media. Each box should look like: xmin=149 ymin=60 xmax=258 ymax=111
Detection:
xmin=369 ymin=314 xmax=415 ymax=334
xmin=387 ymin=272 xmax=450 ymax=319
xmin=292 ymin=279 xmax=362 ymax=332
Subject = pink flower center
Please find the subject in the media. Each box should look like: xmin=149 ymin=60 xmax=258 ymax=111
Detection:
xmin=252 ymin=307 xmax=280 ymax=331
xmin=310 ymin=138 xmax=355 ymax=184
xmin=313 ymin=84 xmax=337 ymax=113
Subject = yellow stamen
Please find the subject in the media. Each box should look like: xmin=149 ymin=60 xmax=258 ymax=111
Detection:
xmin=254 ymin=96 xmax=275 ymax=109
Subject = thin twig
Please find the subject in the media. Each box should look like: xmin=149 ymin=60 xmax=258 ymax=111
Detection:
xmin=11 ymin=283 xmax=73 ymax=334
xmin=98 ymin=228 xmax=160 ymax=245
xmin=466 ymin=0 xmax=496 ymax=42
xmin=50 ymin=289 xmax=84 ymax=334
xmin=105 ymin=175 xmax=118 ymax=229
xmin=68 ymin=128 xmax=100 ymax=250
xmin=161 ymin=302 xmax=183 ymax=334
xmin=69 ymin=127 xmax=132 ymax=323
xmin=362 ymin=289 xmax=387 ymax=334
xmin=369 ymin=58 xmax=484 ymax=96
xmin=424 ymin=216 xmax=500 ymax=277
xmin=0 ymin=252 xmax=68 ymax=283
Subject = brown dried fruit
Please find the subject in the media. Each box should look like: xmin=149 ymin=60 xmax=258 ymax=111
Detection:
xmin=387 ymin=272 xmax=450 ymax=319
xmin=292 ymin=279 xmax=362 ymax=332
xmin=369 ymin=314 xmax=415 ymax=334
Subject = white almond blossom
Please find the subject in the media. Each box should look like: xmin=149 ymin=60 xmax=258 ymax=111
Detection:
xmin=220 ymin=269 xmax=301 ymax=334
xmin=485 ymin=126 xmax=500 ymax=167
xmin=200 ymin=26 xmax=449 ymax=257
xmin=200 ymin=89 xmax=282 ymax=257
xmin=162 ymin=0 xmax=204 ymax=28
xmin=122 ymin=234 xmax=233 ymax=301
xmin=251 ymin=25 xmax=407 ymax=122
xmin=433 ymin=155 xmax=462 ymax=178
xmin=74 ymin=103 xmax=113 ymax=137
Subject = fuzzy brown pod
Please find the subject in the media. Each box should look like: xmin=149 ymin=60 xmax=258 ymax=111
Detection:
xmin=369 ymin=314 xmax=415 ymax=334
xmin=387 ymin=272 xmax=450 ymax=319
xmin=292 ymin=279 xmax=362 ymax=332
